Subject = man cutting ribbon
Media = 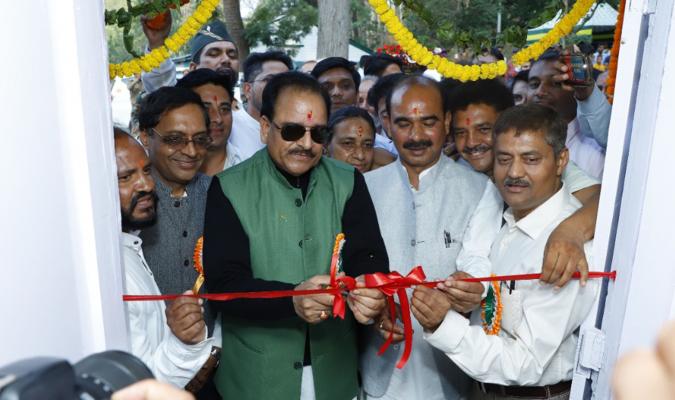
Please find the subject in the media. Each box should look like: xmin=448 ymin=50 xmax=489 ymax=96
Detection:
xmin=202 ymin=71 xmax=390 ymax=400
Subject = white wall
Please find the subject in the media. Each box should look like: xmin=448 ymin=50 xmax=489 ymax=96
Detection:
xmin=0 ymin=0 xmax=128 ymax=364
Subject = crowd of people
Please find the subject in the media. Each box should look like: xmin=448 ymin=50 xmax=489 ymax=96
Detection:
xmin=115 ymin=16 xmax=613 ymax=400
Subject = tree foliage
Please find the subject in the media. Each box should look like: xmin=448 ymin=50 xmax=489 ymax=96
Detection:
xmin=244 ymin=0 xmax=317 ymax=56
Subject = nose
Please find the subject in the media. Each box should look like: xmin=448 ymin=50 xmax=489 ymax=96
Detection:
xmin=182 ymin=140 xmax=198 ymax=157
xmin=137 ymin=170 xmax=154 ymax=193
xmin=466 ymin=130 xmax=480 ymax=149
xmin=410 ymin=121 xmax=425 ymax=141
xmin=330 ymin=86 xmax=342 ymax=99
xmin=209 ymin=106 xmax=222 ymax=125
xmin=297 ymin=128 xmax=314 ymax=149
xmin=352 ymin=145 xmax=365 ymax=161
xmin=507 ymin=158 xmax=525 ymax=178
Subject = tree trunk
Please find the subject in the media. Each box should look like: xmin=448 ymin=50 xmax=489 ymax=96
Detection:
xmin=317 ymin=0 xmax=350 ymax=59
xmin=222 ymin=0 xmax=250 ymax=61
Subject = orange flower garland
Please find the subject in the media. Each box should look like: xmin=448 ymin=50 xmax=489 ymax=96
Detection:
xmin=481 ymin=278 xmax=503 ymax=335
xmin=605 ymin=0 xmax=626 ymax=103
xmin=192 ymin=236 xmax=205 ymax=294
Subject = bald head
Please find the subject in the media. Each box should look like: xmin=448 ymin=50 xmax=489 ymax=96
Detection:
xmin=114 ymin=127 xmax=157 ymax=232
xmin=385 ymin=75 xmax=448 ymax=116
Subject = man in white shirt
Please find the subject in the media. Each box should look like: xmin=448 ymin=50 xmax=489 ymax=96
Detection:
xmin=114 ymin=129 xmax=213 ymax=389
xmin=419 ymin=104 xmax=598 ymax=399
xmin=527 ymin=48 xmax=610 ymax=179
xmin=176 ymin=68 xmax=242 ymax=175
xmin=449 ymin=79 xmax=601 ymax=288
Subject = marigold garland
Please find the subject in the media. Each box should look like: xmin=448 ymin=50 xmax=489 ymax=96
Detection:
xmin=367 ymin=0 xmax=597 ymax=81
xmin=481 ymin=278 xmax=502 ymax=335
xmin=192 ymin=236 xmax=205 ymax=294
xmin=605 ymin=0 xmax=625 ymax=103
xmin=108 ymin=0 xmax=219 ymax=79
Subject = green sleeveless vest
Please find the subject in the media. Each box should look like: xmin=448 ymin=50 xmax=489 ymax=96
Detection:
xmin=214 ymin=150 xmax=358 ymax=400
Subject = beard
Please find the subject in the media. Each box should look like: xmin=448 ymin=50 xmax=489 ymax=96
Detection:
xmin=121 ymin=191 xmax=158 ymax=231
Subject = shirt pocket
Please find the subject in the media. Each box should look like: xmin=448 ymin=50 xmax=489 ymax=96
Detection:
xmin=500 ymin=286 xmax=524 ymax=336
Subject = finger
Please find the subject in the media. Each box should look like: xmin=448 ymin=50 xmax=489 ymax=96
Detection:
xmin=304 ymin=294 xmax=335 ymax=308
xmin=112 ymin=379 xmax=195 ymax=400
xmin=185 ymin=321 xmax=206 ymax=342
xmin=173 ymin=311 xmax=203 ymax=331
xmin=656 ymin=321 xmax=675 ymax=378
xmin=540 ymin=248 xmax=558 ymax=283
xmin=351 ymin=287 xmax=384 ymax=300
xmin=308 ymin=274 xmax=332 ymax=286
xmin=352 ymin=293 xmax=384 ymax=310
xmin=168 ymin=302 xmax=203 ymax=319
xmin=612 ymin=350 xmax=671 ymax=400
xmin=554 ymin=255 xmax=580 ymax=289
xmin=411 ymin=295 xmax=436 ymax=320
xmin=577 ymin=256 xmax=589 ymax=287
xmin=445 ymin=287 xmax=481 ymax=303
xmin=448 ymin=279 xmax=484 ymax=294
xmin=381 ymin=319 xmax=405 ymax=335
xmin=548 ymin=253 xmax=568 ymax=284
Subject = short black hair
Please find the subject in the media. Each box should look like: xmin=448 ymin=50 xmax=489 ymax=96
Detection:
xmin=243 ymin=50 xmax=294 ymax=83
xmin=310 ymin=57 xmax=361 ymax=89
xmin=260 ymin=71 xmax=331 ymax=122
xmin=532 ymin=47 xmax=562 ymax=66
xmin=385 ymin=75 xmax=449 ymax=116
xmin=493 ymin=103 xmax=567 ymax=155
xmin=327 ymin=106 xmax=376 ymax=142
xmin=367 ymin=73 xmax=405 ymax=112
xmin=175 ymin=68 xmax=235 ymax=101
xmin=138 ymin=86 xmax=209 ymax=132
xmin=362 ymin=54 xmax=404 ymax=77
xmin=448 ymin=79 xmax=514 ymax=115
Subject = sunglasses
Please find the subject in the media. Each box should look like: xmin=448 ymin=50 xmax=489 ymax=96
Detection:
xmin=150 ymin=128 xmax=213 ymax=149
xmin=271 ymin=120 xmax=329 ymax=144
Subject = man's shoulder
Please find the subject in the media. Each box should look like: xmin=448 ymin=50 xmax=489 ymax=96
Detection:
xmin=439 ymin=156 xmax=488 ymax=185
xmin=216 ymin=149 xmax=266 ymax=181
xmin=320 ymin=156 xmax=355 ymax=175
xmin=364 ymin=160 xmax=399 ymax=184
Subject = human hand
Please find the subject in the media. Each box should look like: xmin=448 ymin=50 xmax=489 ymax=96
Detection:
xmin=437 ymin=271 xmax=484 ymax=313
xmin=613 ymin=321 xmax=675 ymax=400
xmin=375 ymin=304 xmax=404 ymax=343
xmin=165 ymin=291 xmax=206 ymax=345
xmin=348 ymin=275 xmax=387 ymax=324
xmin=141 ymin=13 xmax=172 ymax=50
xmin=541 ymin=221 xmax=589 ymax=288
xmin=112 ymin=379 xmax=194 ymax=400
xmin=293 ymin=275 xmax=335 ymax=324
xmin=411 ymin=285 xmax=452 ymax=332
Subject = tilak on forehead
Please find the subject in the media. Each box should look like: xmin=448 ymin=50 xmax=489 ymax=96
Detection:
xmin=307 ymin=110 xmax=313 ymax=121
xmin=357 ymin=125 xmax=364 ymax=137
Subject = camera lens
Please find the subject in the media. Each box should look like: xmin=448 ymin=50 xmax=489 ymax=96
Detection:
xmin=74 ymin=351 xmax=153 ymax=398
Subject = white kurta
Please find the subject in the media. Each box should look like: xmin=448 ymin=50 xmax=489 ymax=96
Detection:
xmin=363 ymin=156 xmax=503 ymax=399
xmin=425 ymin=186 xmax=598 ymax=386
xmin=230 ymin=107 xmax=265 ymax=160
xmin=122 ymin=232 xmax=213 ymax=388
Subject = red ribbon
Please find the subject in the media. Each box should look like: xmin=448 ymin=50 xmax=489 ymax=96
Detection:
xmin=123 ymin=269 xmax=616 ymax=369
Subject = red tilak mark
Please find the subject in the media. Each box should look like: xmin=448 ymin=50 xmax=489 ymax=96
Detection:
xmin=307 ymin=111 xmax=313 ymax=121
xmin=213 ymin=96 xmax=218 ymax=103
xmin=465 ymin=118 xmax=471 ymax=126
xmin=413 ymin=107 xmax=419 ymax=115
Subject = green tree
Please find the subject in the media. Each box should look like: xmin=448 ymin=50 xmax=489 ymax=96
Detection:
xmin=244 ymin=0 xmax=317 ymax=56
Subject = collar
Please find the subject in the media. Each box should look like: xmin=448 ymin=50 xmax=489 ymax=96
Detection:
xmin=397 ymin=155 xmax=446 ymax=192
xmin=225 ymin=143 xmax=243 ymax=167
xmin=503 ymin=183 xmax=570 ymax=240
xmin=151 ymin=168 xmax=199 ymax=198
xmin=121 ymin=231 xmax=143 ymax=251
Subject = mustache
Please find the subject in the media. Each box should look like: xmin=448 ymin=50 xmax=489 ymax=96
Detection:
xmin=503 ymin=177 xmax=530 ymax=187
xmin=288 ymin=148 xmax=317 ymax=158
xmin=130 ymin=191 xmax=158 ymax=211
xmin=462 ymin=143 xmax=491 ymax=154
xmin=403 ymin=140 xmax=433 ymax=150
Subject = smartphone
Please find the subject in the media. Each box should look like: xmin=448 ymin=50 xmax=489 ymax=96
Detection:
xmin=562 ymin=54 xmax=593 ymax=86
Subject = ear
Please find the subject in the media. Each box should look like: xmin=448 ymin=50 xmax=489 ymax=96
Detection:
xmin=186 ymin=63 xmax=197 ymax=73
xmin=260 ymin=115 xmax=271 ymax=145
xmin=443 ymin=110 xmax=452 ymax=140
xmin=242 ymin=82 xmax=252 ymax=102
xmin=139 ymin=130 xmax=150 ymax=148
xmin=556 ymin=147 xmax=569 ymax=176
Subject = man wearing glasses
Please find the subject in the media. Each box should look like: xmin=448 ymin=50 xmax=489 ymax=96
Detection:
xmin=202 ymin=71 xmax=390 ymax=400
xmin=137 ymin=87 xmax=214 ymax=328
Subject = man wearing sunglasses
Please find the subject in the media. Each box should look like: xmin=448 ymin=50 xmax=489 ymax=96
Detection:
xmin=136 ymin=87 xmax=217 ymax=338
xmin=202 ymin=71 xmax=390 ymax=400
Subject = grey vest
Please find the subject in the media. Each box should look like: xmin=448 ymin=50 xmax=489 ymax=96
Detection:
xmin=361 ymin=156 xmax=487 ymax=398
xmin=140 ymin=171 xmax=212 ymax=297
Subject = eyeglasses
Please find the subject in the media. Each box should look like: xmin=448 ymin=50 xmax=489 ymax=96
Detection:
xmin=271 ymin=121 xmax=329 ymax=144
xmin=149 ymin=128 xmax=213 ymax=149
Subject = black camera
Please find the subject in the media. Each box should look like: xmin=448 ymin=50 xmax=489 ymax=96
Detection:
xmin=0 ymin=351 xmax=153 ymax=399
